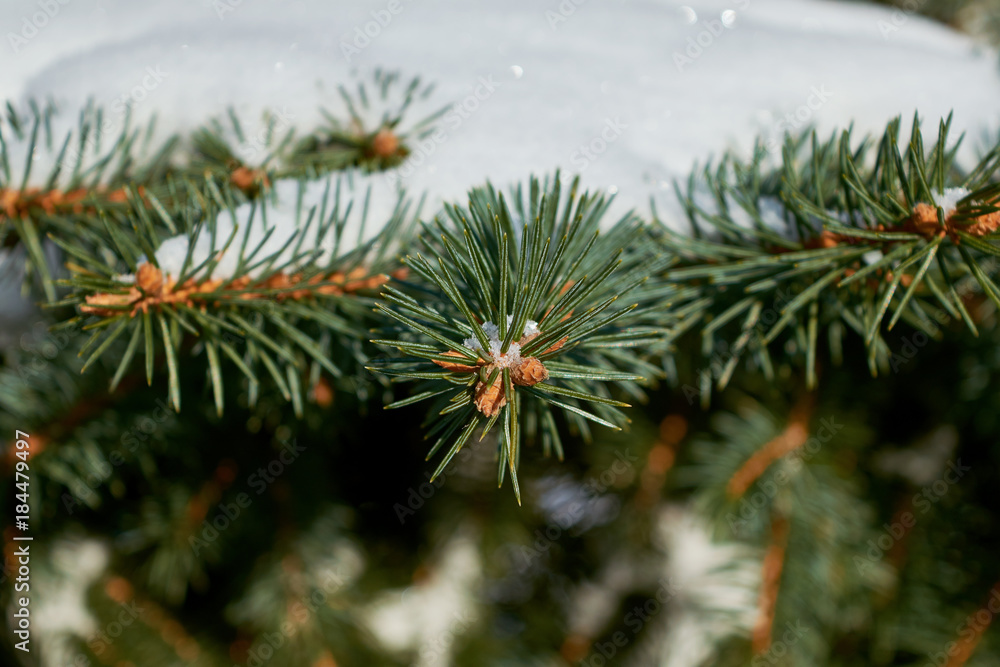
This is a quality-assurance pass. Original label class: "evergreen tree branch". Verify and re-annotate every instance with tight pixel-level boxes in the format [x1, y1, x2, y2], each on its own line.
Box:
[370, 173, 674, 502]
[657, 114, 1000, 402]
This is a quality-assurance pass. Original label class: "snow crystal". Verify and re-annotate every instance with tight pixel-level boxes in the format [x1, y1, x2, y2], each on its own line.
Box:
[522, 319, 540, 338]
[932, 187, 971, 215]
[490, 341, 522, 368]
[863, 250, 883, 266]
[479, 321, 500, 342]
[463, 317, 538, 362]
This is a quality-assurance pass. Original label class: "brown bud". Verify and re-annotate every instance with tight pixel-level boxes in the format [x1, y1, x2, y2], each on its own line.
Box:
[81, 292, 137, 317]
[313, 376, 334, 407]
[474, 369, 506, 416]
[136, 263, 164, 293]
[511, 356, 548, 387]
[104, 576, 134, 603]
[965, 210, 1000, 237]
[106, 188, 129, 203]
[814, 230, 841, 249]
[371, 128, 400, 158]
[907, 203, 941, 237]
[0, 188, 21, 217]
[230, 166, 269, 192]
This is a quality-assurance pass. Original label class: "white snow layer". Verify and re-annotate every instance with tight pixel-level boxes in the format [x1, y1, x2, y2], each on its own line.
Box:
[2, 0, 999, 228]
[126, 176, 396, 282]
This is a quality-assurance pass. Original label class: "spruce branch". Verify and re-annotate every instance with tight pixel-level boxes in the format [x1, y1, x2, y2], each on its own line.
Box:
[658, 114, 1000, 403]
[369, 173, 672, 503]
[71, 574, 219, 664]
[184, 71, 447, 184]
[0, 70, 443, 300]
[681, 398, 890, 664]
[59, 176, 419, 416]
[0, 100, 179, 300]
[283, 69, 449, 178]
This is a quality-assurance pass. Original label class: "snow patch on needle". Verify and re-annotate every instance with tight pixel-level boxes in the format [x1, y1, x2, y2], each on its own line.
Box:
[932, 187, 971, 216]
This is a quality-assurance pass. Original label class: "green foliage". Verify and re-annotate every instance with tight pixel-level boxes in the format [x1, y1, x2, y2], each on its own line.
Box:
[283, 69, 449, 177]
[0, 100, 178, 300]
[10, 97, 1000, 667]
[59, 176, 419, 416]
[681, 398, 890, 664]
[370, 173, 672, 501]
[658, 114, 1000, 404]
[0, 70, 443, 300]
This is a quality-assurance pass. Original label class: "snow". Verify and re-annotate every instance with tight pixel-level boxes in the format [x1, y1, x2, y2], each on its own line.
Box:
[14, 536, 110, 667]
[634, 504, 760, 667]
[6, 0, 998, 316]
[2, 0, 998, 227]
[462, 317, 540, 363]
[125, 175, 399, 282]
[932, 186, 973, 215]
[559, 503, 759, 667]
[362, 528, 481, 667]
